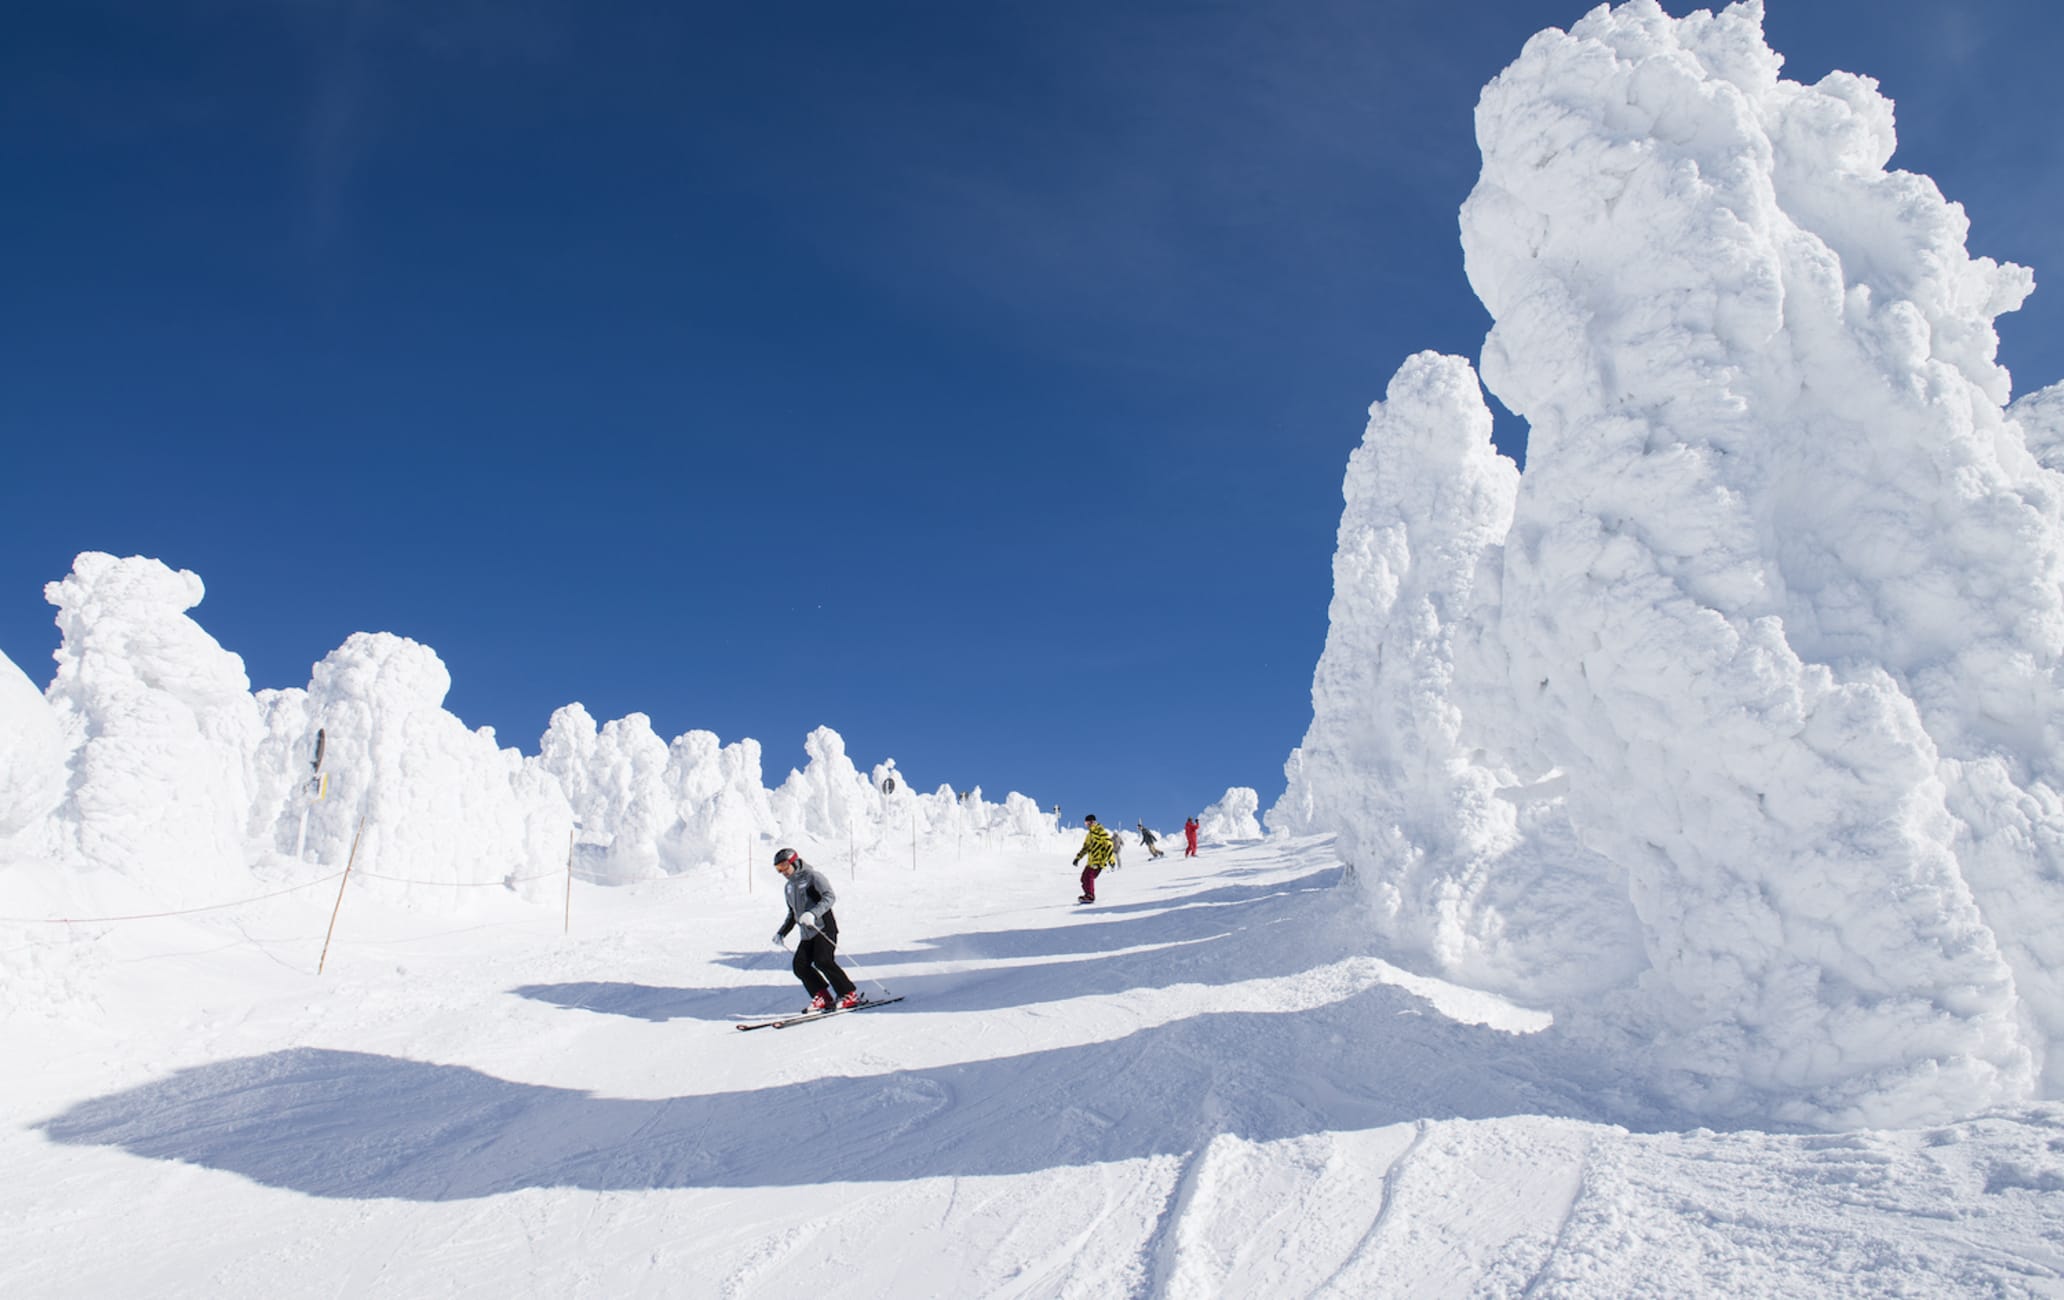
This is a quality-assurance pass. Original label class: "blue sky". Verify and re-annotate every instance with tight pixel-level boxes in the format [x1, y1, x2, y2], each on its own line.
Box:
[4, 0, 2060, 828]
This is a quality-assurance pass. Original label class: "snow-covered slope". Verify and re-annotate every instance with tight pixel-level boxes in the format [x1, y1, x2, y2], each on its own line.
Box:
[5, 836, 2058, 1297]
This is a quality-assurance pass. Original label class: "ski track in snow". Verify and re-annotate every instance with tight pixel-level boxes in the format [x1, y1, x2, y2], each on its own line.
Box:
[5, 835, 2064, 1297]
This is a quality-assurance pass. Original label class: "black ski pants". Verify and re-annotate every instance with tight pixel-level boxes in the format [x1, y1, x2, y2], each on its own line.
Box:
[794, 932, 856, 999]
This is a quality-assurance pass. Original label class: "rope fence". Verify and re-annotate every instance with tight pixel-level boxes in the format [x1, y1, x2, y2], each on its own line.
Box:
[0, 873, 345, 926]
[0, 799, 1065, 973]
[1, 824, 1046, 926]
[353, 869, 567, 886]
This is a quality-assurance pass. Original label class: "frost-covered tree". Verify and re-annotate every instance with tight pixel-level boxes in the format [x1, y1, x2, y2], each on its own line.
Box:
[1289, 0, 2061, 1126]
[41, 554, 261, 893]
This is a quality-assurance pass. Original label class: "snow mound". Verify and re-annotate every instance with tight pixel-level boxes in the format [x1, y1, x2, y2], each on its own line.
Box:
[0, 648, 65, 840]
[538, 704, 682, 882]
[250, 632, 576, 900]
[657, 729, 781, 881]
[1275, 353, 1642, 1003]
[40, 554, 262, 895]
[1197, 787, 1263, 842]
[1281, 0, 2064, 1127]
[2, 553, 1076, 915]
[2013, 381, 2064, 475]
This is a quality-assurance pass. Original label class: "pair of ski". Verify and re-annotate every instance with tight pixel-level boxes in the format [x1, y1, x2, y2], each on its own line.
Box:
[734, 994, 904, 1031]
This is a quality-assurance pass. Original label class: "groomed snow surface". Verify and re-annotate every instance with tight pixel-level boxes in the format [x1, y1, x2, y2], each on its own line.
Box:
[9, 836, 2063, 1298]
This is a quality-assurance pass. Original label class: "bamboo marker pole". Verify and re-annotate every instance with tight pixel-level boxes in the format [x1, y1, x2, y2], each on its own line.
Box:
[318, 813, 368, 975]
[563, 827, 575, 934]
[911, 813, 917, 872]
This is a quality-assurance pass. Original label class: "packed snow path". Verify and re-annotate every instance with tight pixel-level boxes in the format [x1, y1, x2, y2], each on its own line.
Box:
[8, 836, 2063, 1296]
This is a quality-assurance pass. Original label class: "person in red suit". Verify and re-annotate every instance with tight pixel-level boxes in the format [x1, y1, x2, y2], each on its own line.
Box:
[1183, 817, 1199, 857]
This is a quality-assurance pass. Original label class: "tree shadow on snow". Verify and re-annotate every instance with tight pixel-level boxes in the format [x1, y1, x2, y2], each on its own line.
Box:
[509, 979, 780, 1024]
[518, 867, 1353, 1022]
[1082, 869, 1343, 917]
[725, 867, 1348, 968]
[39, 977, 1634, 1203]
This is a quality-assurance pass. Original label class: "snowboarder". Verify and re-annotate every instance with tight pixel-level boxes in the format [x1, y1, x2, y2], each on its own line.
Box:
[1138, 821, 1164, 859]
[771, 848, 859, 1011]
[1071, 814, 1115, 903]
[1184, 817, 1200, 857]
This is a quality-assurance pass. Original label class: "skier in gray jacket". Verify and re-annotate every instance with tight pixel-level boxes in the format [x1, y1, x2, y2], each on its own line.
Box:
[771, 848, 859, 1011]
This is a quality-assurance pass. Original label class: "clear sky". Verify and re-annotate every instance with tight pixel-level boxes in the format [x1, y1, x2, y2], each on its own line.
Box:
[4, 0, 2060, 829]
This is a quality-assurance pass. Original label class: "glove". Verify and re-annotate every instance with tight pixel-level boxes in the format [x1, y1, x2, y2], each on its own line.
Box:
[797, 912, 818, 931]
[772, 930, 787, 946]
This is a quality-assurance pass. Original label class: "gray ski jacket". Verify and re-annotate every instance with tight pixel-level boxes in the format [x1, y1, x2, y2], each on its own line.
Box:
[776, 864, 840, 943]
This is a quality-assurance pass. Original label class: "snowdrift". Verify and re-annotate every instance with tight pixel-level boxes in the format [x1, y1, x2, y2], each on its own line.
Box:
[1276, 0, 2064, 1127]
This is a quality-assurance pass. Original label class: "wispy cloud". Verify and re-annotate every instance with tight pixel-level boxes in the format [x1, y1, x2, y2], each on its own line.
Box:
[715, 1, 1509, 375]
[299, 0, 377, 248]
[280, 0, 563, 248]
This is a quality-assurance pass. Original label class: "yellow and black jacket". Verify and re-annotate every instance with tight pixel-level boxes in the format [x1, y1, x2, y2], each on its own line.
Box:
[1074, 823, 1116, 870]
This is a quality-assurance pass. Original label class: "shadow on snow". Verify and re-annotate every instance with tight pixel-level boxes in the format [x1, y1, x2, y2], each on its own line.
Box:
[512, 867, 1348, 1022]
[37, 852, 1682, 1201]
[39, 979, 1604, 1201]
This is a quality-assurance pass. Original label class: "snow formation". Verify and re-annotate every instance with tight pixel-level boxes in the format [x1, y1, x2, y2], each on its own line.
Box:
[0, 649, 65, 839]
[248, 632, 578, 904]
[1270, 354, 1643, 1004]
[2015, 381, 2064, 475]
[0, 552, 1069, 913]
[1278, 0, 2064, 1127]
[1196, 786, 1264, 842]
[39, 555, 263, 895]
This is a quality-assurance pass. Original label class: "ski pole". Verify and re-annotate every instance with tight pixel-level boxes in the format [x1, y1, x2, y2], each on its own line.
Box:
[833, 946, 892, 998]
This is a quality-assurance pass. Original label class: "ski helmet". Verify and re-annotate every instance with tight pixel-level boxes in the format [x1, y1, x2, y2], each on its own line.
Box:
[773, 847, 799, 867]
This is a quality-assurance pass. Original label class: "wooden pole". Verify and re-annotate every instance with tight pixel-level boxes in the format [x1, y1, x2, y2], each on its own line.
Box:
[318, 813, 367, 975]
[911, 812, 917, 871]
[563, 827, 575, 934]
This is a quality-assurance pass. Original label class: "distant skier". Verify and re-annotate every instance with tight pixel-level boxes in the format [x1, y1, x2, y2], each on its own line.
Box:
[1138, 821, 1164, 859]
[771, 848, 859, 1011]
[1110, 829, 1125, 870]
[1071, 814, 1116, 903]
[1184, 817, 1199, 857]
